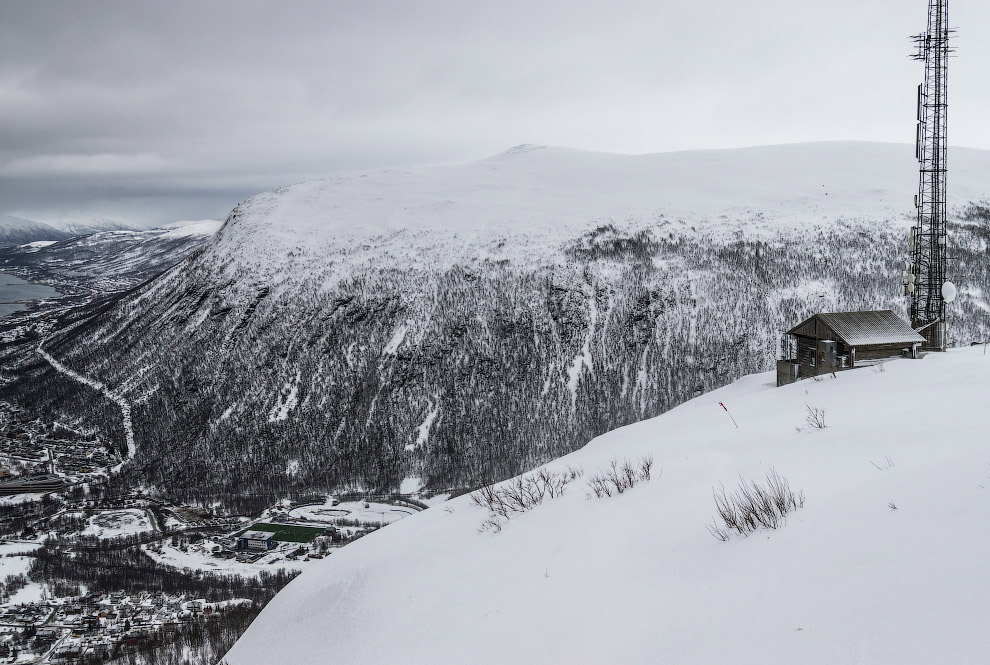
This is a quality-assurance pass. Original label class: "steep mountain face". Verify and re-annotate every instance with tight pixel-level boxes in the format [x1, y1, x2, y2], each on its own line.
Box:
[225, 347, 990, 665]
[9, 143, 990, 507]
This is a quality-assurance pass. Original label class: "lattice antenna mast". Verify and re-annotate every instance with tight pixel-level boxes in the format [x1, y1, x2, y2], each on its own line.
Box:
[908, 0, 954, 351]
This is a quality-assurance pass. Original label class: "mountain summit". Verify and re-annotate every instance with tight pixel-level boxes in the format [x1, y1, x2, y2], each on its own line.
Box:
[207, 141, 990, 276]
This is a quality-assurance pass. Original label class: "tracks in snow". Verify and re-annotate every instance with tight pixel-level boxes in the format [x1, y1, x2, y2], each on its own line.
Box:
[37, 344, 136, 464]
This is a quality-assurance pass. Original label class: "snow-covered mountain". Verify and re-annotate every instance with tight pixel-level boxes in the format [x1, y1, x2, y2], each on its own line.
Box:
[7, 142, 990, 509]
[52, 216, 147, 235]
[0, 214, 153, 247]
[226, 347, 990, 665]
[0, 214, 68, 246]
[0, 220, 222, 294]
[202, 141, 988, 279]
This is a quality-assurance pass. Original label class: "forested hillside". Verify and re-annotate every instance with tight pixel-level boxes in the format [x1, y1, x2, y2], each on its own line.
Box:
[3, 144, 988, 510]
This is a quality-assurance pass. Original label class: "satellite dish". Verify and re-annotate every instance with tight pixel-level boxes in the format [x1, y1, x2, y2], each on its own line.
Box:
[942, 281, 958, 303]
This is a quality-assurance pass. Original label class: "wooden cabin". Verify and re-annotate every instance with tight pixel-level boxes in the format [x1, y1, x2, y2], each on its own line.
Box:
[777, 310, 926, 386]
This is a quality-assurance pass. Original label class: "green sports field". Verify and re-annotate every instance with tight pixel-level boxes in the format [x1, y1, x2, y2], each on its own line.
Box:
[238, 522, 324, 543]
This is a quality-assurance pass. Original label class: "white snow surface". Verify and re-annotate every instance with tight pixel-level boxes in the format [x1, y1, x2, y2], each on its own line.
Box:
[409, 402, 439, 451]
[287, 500, 415, 525]
[81, 508, 152, 539]
[159, 219, 223, 238]
[206, 142, 990, 282]
[0, 542, 44, 603]
[227, 348, 990, 665]
[20, 240, 58, 249]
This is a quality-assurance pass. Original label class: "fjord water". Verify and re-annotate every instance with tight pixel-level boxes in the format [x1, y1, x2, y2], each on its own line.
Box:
[0, 272, 60, 317]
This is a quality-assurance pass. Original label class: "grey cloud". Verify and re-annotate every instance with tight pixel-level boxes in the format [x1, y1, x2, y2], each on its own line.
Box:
[2, 0, 988, 225]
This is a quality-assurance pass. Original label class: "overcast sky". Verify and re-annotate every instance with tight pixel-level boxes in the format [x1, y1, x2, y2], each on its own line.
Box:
[2, 0, 988, 226]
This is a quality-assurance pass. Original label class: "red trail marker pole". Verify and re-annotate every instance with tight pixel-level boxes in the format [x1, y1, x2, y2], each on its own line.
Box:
[719, 402, 739, 429]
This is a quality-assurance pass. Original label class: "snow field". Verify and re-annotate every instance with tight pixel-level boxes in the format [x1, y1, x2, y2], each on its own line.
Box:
[227, 348, 990, 665]
[0, 542, 43, 604]
[81, 509, 152, 539]
[143, 542, 307, 577]
[287, 500, 415, 526]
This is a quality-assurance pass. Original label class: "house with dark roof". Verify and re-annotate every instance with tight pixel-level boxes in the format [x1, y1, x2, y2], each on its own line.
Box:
[777, 310, 926, 386]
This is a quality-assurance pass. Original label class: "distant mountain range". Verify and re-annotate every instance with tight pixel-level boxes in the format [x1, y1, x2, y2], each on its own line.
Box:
[0, 220, 222, 294]
[3, 142, 989, 510]
[0, 214, 147, 246]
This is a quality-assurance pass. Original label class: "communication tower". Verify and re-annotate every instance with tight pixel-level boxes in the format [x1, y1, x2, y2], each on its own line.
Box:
[908, 0, 955, 350]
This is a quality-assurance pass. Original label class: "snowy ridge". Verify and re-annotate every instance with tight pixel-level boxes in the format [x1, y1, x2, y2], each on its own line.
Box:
[227, 348, 990, 664]
[204, 141, 990, 282]
[158, 219, 223, 238]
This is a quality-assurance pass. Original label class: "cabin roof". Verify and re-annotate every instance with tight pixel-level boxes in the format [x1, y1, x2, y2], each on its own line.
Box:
[787, 310, 926, 346]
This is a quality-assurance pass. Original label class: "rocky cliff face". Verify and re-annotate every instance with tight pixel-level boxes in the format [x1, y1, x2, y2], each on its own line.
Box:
[9, 144, 990, 509]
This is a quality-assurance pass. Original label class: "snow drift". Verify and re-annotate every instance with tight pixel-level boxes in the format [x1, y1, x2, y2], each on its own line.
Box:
[226, 348, 990, 664]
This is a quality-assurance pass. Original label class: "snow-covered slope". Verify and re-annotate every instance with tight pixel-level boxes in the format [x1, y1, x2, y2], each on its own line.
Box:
[207, 141, 990, 277]
[227, 348, 990, 665]
[53, 216, 147, 234]
[158, 219, 223, 238]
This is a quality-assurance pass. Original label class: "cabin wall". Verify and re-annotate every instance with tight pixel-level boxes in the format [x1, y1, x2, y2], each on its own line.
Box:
[852, 343, 915, 362]
[777, 360, 799, 386]
[794, 335, 839, 378]
[795, 336, 815, 378]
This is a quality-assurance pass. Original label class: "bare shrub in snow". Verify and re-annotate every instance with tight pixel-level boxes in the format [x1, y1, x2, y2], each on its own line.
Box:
[470, 466, 583, 532]
[805, 405, 827, 429]
[564, 465, 584, 482]
[708, 522, 731, 542]
[707, 468, 804, 539]
[480, 516, 503, 533]
[639, 454, 654, 481]
[586, 473, 613, 498]
[869, 455, 895, 471]
[874, 359, 886, 373]
[586, 455, 657, 499]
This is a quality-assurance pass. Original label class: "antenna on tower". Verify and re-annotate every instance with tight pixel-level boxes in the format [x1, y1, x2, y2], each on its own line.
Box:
[907, 0, 955, 351]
